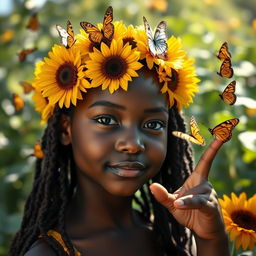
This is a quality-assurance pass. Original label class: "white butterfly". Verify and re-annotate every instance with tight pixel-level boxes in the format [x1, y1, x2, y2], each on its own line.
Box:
[56, 20, 75, 48]
[143, 16, 168, 59]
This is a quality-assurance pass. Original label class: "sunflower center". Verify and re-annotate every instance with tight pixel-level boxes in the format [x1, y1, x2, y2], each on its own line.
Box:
[103, 56, 127, 79]
[167, 69, 179, 92]
[231, 210, 256, 231]
[56, 62, 78, 89]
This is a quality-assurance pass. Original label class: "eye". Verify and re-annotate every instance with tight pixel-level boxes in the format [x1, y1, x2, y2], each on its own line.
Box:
[143, 120, 166, 131]
[94, 115, 118, 126]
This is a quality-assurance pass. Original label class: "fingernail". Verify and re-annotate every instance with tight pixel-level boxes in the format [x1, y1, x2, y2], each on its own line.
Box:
[175, 199, 184, 207]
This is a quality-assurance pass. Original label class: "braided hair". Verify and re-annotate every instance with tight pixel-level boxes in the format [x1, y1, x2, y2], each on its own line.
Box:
[10, 104, 194, 256]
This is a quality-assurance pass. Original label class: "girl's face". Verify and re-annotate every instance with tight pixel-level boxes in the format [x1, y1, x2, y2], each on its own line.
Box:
[67, 75, 168, 196]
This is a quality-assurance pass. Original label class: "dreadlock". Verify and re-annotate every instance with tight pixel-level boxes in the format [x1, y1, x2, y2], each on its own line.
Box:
[10, 105, 194, 256]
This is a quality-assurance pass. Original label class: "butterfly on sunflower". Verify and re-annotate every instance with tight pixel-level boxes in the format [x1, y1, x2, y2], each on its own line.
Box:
[17, 48, 37, 62]
[143, 16, 168, 60]
[12, 93, 25, 111]
[56, 20, 75, 49]
[80, 6, 114, 45]
[172, 116, 206, 146]
[208, 118, 239, 143]
[19, 81, 34, 94]
[26, 13, 39, 31]
[219, 80, 237, 105]
[217, 58, 233, 78]
[217, 42, 231, 60]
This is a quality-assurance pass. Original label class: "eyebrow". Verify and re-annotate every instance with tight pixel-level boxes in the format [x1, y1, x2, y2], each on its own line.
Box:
[89, 100, 168, 114]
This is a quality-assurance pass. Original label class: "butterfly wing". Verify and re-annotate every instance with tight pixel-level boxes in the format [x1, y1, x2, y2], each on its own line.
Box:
[12, 93, 25, 111]
[143, 16, 157, 56]
[66, 20, 75, 48]
[219, 80, 236, 105]
[19, 81, 34, 94]
[153, 21, 167, 59]
[80, 22, 103, 44]
[217, 58, 233, 78]
[102, 6, 114, 40]
[217, 42, 231, 60]
[208, 118, 239, 143]
[26, 13, 39, 31]
[17, 48, 36, 62]
[189, 116, 206, 146]
[33, 141, 44, 159]
[56, 24, 69, 47]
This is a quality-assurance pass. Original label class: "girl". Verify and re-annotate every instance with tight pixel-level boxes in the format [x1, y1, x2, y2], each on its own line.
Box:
[10, 7, 229, 256]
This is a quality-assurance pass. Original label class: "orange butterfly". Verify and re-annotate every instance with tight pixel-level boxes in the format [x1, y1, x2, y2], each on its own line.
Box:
[217, 42, 231, 60]
[217, 58, 233, 78]
[12, 93, 25, 111]
[17, 48, 37, 62]
[26, 13, 39, 31]
[80, 6, 114, 44]
[56, 20, 75, 48]
[19, 81, 34, 94]
[172, 116, 206, 146]
[219, 80, 236, 105]
[33, 141, 44, 159]
[208, 118, 239, 143]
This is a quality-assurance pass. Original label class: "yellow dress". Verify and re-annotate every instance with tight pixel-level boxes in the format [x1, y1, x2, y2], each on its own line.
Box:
[45, 230, 82, 256]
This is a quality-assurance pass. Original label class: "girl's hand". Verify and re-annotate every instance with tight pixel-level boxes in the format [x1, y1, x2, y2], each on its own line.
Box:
[150, 139, 230, 255]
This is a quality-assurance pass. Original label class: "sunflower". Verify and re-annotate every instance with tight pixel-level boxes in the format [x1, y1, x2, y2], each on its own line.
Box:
[75, 29, 95, 61]
[219, 193, 256, 250]
[157, 57, 200, 110]
[32, 89, 55, 123]
[85, 38, 143, 93]
[33, 44, 90, 109]
[135, 27, 185, 72]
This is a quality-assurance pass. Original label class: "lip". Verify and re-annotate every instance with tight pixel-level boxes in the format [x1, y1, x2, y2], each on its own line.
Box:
[107, 161, 146, 178]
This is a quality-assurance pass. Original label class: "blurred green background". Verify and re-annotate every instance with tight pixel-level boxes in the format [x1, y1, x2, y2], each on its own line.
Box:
[0, 0, 255, 255]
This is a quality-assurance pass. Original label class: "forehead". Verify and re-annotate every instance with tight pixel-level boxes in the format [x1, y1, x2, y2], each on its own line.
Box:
[78, 75, 168, 110]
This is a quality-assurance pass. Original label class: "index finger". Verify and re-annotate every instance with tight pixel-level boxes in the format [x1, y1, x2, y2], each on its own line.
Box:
[194, 138, 223, 178]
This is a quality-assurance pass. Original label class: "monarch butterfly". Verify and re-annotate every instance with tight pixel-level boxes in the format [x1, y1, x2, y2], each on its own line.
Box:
[56, 20, 75, 49]
[17, 48, 37, 62]
[219, 80, 236, 105]
[217, 58, 233, 78]
[19, 81, 34, 94]
[143, 16, 167, 60]
[217, 42, 231, 60]
[12, 93, 25, 111]
[26, 13, 39, 31]
[208, 118, 239, 143]
[172, 116, 206, 146]
[33, 141, 44, 159]
[80, 6, 114, 44]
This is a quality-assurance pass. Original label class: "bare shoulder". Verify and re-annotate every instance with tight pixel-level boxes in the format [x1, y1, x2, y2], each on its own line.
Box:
[24, 239, 57, 256]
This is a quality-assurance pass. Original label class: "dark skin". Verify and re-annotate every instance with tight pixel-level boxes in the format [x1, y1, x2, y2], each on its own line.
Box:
[25, 75, 229, 256]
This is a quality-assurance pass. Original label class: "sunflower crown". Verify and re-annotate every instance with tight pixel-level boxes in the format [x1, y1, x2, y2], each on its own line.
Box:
[32, 6, 200, 122]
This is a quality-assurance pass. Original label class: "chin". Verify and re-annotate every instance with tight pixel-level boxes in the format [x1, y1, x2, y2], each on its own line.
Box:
[105, 182, 143, 197]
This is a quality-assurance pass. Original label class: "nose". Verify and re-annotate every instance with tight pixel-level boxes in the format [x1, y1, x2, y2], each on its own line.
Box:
[115, 127, 145, 154]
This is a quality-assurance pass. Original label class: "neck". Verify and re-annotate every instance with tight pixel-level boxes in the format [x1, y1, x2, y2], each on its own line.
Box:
[66, 173, 136, 237]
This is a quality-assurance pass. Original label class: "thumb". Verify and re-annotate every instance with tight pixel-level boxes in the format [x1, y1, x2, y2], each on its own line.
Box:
[150, 183, 178, 213]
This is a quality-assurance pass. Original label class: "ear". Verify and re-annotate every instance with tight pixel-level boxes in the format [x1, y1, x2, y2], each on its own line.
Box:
[59, 114, 72, 145]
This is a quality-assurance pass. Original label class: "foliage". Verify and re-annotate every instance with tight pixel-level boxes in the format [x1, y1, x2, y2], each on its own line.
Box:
[0, 0, 255, 255]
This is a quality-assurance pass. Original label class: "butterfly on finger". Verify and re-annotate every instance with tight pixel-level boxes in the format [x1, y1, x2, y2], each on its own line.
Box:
[217, 42, 231, 60]
[56, 20, 75, 48]
[208, 118, 239, 143]
[172, 116, 206, 146]
[219, 80, 236, 105]
[143, 16, 168, 60]
[80, 6, 114, 45]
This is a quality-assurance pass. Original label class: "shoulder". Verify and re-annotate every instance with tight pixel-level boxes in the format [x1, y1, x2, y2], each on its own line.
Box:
[24, 239, 57, 256]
